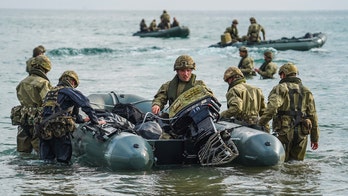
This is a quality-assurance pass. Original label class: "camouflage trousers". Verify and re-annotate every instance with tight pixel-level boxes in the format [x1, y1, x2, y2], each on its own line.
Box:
[276, 127, 308, 162]
[17, 125, 39, 153]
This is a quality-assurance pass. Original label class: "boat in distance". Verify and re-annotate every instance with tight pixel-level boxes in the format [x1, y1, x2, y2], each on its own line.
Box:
[132, 26, 190, 38]
[72, 89, 285, 171]
[209, 32, 327, 51]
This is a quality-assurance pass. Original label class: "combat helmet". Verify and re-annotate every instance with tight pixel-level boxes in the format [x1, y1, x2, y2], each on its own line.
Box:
[278, 63, 298, 76]
[232, 19, 238, 24]
[239, 46, 248, 53]
[223, 66, 244, 82]
[250, 17, 256, 23]
[30, 55, 52, 72]
[173, 55, 196, 71]
[264, 50, 273, 60]
[59, 70, 80, 88]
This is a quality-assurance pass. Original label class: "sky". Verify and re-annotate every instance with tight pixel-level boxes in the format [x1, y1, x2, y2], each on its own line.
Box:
[0, 0, 347, 11]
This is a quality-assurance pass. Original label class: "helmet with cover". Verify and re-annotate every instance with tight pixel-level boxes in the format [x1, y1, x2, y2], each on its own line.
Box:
[239, 46, 248, 53]
[249, 17, 256, 23]
[59, 70, 80, 88]
[278, 63, 298, 76]
[173, 55, 196, 71]
[223, 66, 244, 82]
[232, 19, 238, 24]
[264, 50, 273, 60]
[30, 55, 51, 72]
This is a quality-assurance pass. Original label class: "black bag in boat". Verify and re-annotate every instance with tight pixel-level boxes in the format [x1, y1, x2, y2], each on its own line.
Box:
[112, 103, 145, 125]
[135, 121, 162, 139]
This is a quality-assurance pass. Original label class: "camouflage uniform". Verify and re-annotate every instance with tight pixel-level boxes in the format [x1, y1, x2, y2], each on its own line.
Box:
[258, 64, 319, 161]
[220, 67, 266, 130]
[152, 74, 208, 110]
[16, 55, 52, 153]
[257, 61, 278, 79]
[238, 50, 256, 77]
[149, 19, 157, 31]
[140, 19, 148, 32]
[247, 17, 266, 42]
[152, 55, 211, 112]
[26, 45, 46, 73]
[39, 70, 100, 164]
[160, 10, 170, 24]
[225, 19, 239, 42]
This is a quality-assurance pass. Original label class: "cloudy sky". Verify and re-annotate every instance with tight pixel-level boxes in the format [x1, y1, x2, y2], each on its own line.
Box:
[0, 0, 347, 10]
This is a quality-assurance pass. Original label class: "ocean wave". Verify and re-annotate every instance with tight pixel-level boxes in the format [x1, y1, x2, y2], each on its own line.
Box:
[47, 46, 163, 56]
[48, 47, 114, 56]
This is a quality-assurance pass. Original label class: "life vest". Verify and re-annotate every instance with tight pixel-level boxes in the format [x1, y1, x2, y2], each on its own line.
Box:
[37, 86, 76, 140]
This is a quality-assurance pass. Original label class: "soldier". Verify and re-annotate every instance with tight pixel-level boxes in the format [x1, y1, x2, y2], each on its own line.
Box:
[255, 50, 278, 79]
[15, 55, 52, 153]
[258, 63, 319, 161]
[26, 45, 46, 73]
[171, 17, 179, 28]
[247, 17, 266, 42]
[152, 55, 212, 115]
[238, 46, 256, 77]
[38, 70, 106, 164]
[139, 19, 149, 32]
[149, 19, 157, 32]
[160, 10, 171, 29]
[220, 66, 267, 131]
[224, 19, 240, 42]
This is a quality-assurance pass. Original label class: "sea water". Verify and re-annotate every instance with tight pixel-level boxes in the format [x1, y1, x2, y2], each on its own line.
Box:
[1, 9, 347, 195]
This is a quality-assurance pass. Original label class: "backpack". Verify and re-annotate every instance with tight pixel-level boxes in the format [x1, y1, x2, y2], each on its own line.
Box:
[112, 103, 145, 125]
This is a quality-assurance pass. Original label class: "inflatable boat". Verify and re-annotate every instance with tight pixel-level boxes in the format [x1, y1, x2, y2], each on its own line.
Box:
[209, 32, 327, 51]
[72, 88, 285, 171]
[132, 26, 190, 38]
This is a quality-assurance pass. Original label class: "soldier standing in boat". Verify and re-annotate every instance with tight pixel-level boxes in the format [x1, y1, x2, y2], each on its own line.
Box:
[254, 50, 278, 79]
[220, 66, 268, 131]
[159, 10, 171, 29]
[258, 63, 319, 161]
[37, 70, 105, 164]
[151, 55, 212, 115]
[237, 46, 256, 77]
[12, 55, 53, 154]
[247, 17, 266, 42]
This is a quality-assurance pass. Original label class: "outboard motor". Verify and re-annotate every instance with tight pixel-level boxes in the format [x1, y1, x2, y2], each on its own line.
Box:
[169, 86, 239, 166]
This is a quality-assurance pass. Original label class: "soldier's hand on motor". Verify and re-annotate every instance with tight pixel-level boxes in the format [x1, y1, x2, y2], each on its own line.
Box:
[98, 119, 106, 125]
[152, 105, 160, 115]
[84, 117, 90, 122]
[311, 142, 318, 150]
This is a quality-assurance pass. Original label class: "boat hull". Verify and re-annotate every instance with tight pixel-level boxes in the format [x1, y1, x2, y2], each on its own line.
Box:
[209, 32, 327, 51]
[72, 125, 154, 171]
[133, 26, 190, 38]
[71, 91, 285, 171]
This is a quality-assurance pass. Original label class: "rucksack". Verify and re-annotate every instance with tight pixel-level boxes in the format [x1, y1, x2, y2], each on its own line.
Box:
[112, 103, 145, 125]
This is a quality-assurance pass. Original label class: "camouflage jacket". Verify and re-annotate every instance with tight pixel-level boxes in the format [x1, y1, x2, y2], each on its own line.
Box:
[16, 69, 52, 107]
[238, 56, 255, 76]
[220, 78, 266, 125]
[258, 77, 319, 142]
[152, 74, 208, 110]
[257, 61, 278, 79]
[247, 23, 266, 41]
